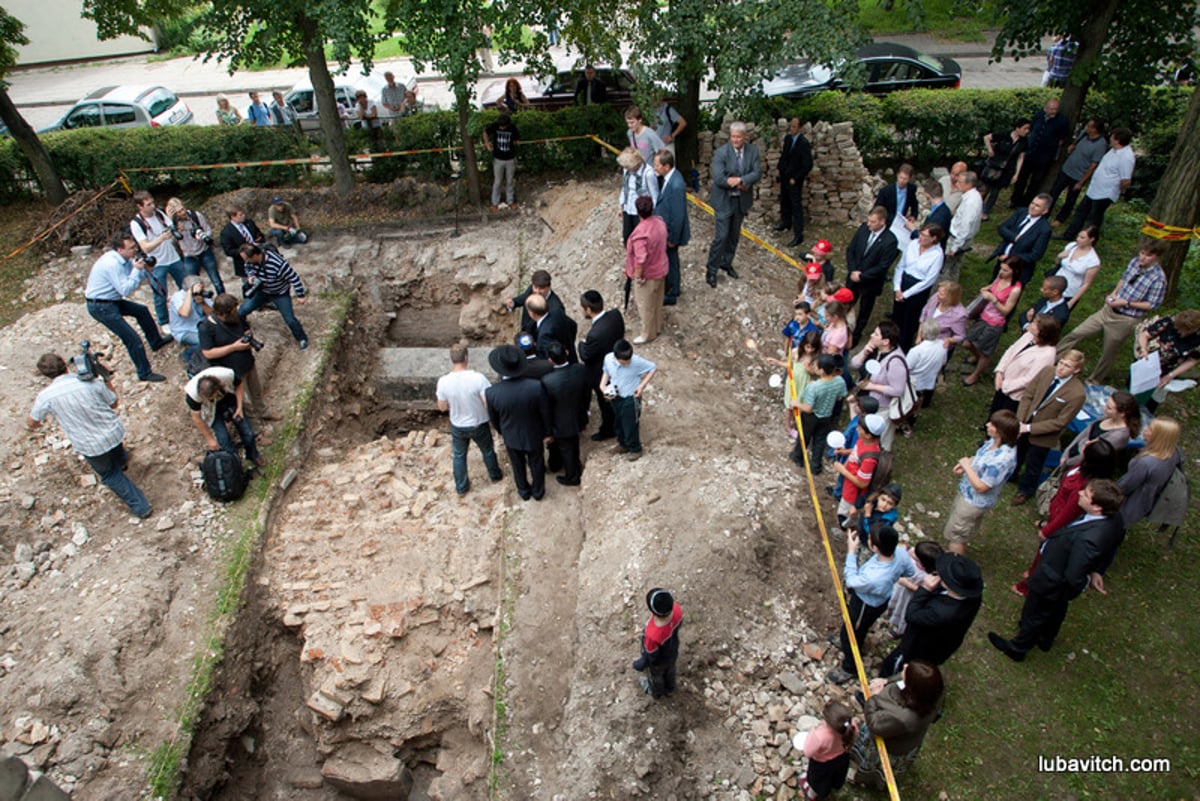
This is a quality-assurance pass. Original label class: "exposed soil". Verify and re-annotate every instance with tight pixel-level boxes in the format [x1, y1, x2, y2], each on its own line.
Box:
[1, 175, 890, 800]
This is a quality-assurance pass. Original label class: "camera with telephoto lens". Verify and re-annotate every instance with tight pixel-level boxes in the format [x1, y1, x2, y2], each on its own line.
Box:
[139, 253, 157, 269]
[71, 340, 112, 382]
[168, 223, 183, 241]
[193, 288, 215, 299]
[195, 229, 213, 244]
[241, 332, 264, 352]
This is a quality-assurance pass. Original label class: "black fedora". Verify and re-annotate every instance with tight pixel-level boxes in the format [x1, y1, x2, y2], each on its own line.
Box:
[936, 553, 984, 598]
[488, 344, 527, 379]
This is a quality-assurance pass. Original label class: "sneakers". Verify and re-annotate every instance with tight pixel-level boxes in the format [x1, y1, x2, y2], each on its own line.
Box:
[826, 667, 854, 685]
[299, 339, 309, 351]
[632, 335, 647, 345]
[626, 450, 643, 462]
[160, 324, 171, 335]
[498, 202, 509, 210]
[151, 335, 174, 352]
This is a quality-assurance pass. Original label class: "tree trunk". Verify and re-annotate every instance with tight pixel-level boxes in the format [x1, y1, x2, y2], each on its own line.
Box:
[1037, 0, 1123, 195]
[0, 87, 68, 205]
[1146, 85, 1200, 304]
[301, 25, 355, 197]
[456, 85, 482, 208]
[675, 75, 700, 184]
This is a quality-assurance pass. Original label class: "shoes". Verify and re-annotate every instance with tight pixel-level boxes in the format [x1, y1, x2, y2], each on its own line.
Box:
[786, 238, 803, 247]
[490, 205, 500, 212]
[160, 324, 171, 335]
[724, 266, 739, 279]
[612, 444, 630, 454]
[632, 335, 647, 344]
[509, 202, 519, 209]
[888, 626, 903, 640]
[299, 339, 309, 351]
[489, 473, 504, 483]
[140, 372, 166, 382]
[1011, 493, 1029, 506]
[626, 450, 643, 461]
[532, 492, 544, 501]
[706, 274, 717, 288]
[1037, 639, 1053, 653]
[518, 491, 532, 501]
[498, 202, 509, 210]
[253, 455, 267, 467]
[827, 631, 840, 646]
[662, 297, 677, 306]
[1010, 583, 1028, 597]
[960, 377, 977, 387]
[590, 431, 615, 442]
[260, 412, 283, 422]
[826, 667, 854, 685]
[151, 335, 174, 352]
[639, 676, 652, 694]
[771, 223, 789, 232]
[824, 485, 836, 498]
[987, 632, 1025, 662]
[555, 476, 581, 486]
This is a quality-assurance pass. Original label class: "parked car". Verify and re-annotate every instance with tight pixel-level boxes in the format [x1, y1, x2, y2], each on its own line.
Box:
[762, 43, 962, 99]
[284, 70, 418, 133]
[40, 85, 193, 132]
[480, 62, 637, 111]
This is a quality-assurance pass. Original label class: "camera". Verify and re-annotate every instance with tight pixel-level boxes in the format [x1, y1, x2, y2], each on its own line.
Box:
[71, 340, 112, 382]
[241, 332, 264, 352]
[195, 229, 213, 244]
[168, 224, 183, 241]
[139, 254, 157, 269]
[193, 288, 215, 299]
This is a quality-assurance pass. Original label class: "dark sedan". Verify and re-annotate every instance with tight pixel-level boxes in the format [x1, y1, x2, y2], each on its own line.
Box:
[480, 64, 636, 111]
[763, 43, 961, 100]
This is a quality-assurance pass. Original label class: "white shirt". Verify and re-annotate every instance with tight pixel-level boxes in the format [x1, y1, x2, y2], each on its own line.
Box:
[1054, 242, 1102, 297]
[1086, 146, 1134, 201]
[940, 174, 963, 214]
[947, 188, 983, 255]
[906, 339, 948, 392]
[436, 369, 492, 428]
[893, 238, 945, 299]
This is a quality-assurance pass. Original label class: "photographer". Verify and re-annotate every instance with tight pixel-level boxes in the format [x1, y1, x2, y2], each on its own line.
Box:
[219, 206, 266, 296]
[166, 197, 225, 295]
[27, 352, 152, 518]
[85, 233, 174, 382]
[266, 196, 309, 246]
[198, 294, 274, 421]
[185, 366, 264, 467]
[237, 244, 309, 351]
[169, 276, 213, 365]
[130, 191, 186, 333]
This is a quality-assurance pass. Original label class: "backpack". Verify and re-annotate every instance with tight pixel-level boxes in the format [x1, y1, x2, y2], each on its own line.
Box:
[201, 450, 248, 502]
[186, 349, 210, 378]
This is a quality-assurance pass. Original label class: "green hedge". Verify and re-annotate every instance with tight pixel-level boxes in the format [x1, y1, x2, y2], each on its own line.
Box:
[755, 86, 1192, 201]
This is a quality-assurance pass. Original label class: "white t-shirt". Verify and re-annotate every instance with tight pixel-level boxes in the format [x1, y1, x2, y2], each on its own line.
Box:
[906, 339, 948, 392]
[1085, 146, 1134, 201]
[436, 369, 491, 428]
[1054, 242, 1101, 298]
[131, 210, 182, 266]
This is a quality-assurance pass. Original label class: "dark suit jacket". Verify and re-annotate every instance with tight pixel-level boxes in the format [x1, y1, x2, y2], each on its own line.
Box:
[533, 310, 578, 363]
[514, 287, 565, 336]
[485, 377, 550, 451]
[710, 141, 762, 214]
[898, 586, 982, 666]
[578, 309, 625, 387]
[914, 202, 953, 238]
[541, 363, 590, 437]
[777, 132, 813, 183]
[1016, 368, 1086, 448]
[574, 77, 607, 105]
[220, 218, 264, 277]
[845, 224, 899, 289]
[1026, 515, 1125, 601]
[1019, 297, 1071, 332]
[874, 181, 919, 227]
[522, 356, 554, 379]
[989, 210, 1052, 269]
[655, 169, 691, 247]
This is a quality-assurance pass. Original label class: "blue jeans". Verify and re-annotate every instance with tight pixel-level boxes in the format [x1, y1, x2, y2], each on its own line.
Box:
[86, 298, 168, 379]
[84, 443, 151, 516]
[612, 395, 642, 452]
[176, 329, 200, 363]
[149, 258, 188, 325]
[450, 422, 503, 494]
[212, 401, 260, 463]
[182, 248, 225, 295]
[238, 291, 308, 343]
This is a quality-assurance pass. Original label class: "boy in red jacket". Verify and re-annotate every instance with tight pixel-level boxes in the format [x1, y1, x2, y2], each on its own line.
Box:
[631, 588, 683, 698]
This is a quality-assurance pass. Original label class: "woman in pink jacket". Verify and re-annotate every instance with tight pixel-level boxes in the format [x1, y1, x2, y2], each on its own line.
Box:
[625, 195, 669, 343]
[987, 313, 1061, 416]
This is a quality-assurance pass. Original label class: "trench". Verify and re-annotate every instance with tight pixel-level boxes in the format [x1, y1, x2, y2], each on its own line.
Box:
[180, 229, 518, 801]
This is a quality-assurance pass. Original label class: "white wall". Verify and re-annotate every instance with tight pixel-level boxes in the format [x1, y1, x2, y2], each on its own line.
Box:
[8, 0, 155, 65]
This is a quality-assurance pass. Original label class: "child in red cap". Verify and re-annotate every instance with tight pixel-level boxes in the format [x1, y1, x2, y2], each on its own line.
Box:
[805, 238, 836, 282]
[631, 588, 684, 698]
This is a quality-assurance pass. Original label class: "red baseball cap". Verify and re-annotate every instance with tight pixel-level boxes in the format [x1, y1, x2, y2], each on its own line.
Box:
[813, 239, 832, 255]
[805, 262, 823, 280]
[832, 287, 855, 304]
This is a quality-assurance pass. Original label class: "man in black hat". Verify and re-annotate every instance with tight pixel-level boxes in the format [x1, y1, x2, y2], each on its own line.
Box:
[879, 552, 984, 676]
[577, 290, 624, 441]
[540, 341, 590, 486]
[631, 588, 683, 698]
[988, 479, 1124, 662]
[485, 345, 552, 501]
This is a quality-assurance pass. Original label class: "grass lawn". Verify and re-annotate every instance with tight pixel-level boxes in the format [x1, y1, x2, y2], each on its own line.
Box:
[826, 195, 1200, 798]
[858, 0, 1003, 41]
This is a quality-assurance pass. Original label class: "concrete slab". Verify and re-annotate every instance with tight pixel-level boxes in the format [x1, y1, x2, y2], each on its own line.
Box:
[377, 347, 498, 409]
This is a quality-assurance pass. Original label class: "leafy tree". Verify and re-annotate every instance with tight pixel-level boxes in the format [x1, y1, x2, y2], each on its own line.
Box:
[84, 0, 385, 196]
[382, 0, 555, 207]
[0, 9, 68, 205]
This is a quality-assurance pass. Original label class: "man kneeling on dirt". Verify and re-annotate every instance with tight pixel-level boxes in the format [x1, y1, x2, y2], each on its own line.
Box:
[186, 366, 264, 467]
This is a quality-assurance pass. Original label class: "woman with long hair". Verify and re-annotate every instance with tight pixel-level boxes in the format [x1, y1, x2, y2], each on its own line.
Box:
[1060, 390, 1140, 468]
[961, 260, 1023, 387]
[215, 94, 242, 126]
[1118, 417, 1182, 527]
[501, 77, 529, 113]
[850, 660, 944, 787]
[1053, 224, 1101, 310]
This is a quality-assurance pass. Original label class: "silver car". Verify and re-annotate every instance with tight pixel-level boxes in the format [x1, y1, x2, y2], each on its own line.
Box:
[41, 85, 193, 132]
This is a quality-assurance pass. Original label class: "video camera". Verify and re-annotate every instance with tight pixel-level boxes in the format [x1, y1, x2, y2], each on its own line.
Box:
[71, 340, 112, 382]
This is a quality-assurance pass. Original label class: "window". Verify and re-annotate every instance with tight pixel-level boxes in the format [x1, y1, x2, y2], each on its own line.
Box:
[140, 88, 179, 118]
[65, 104, 102, 129]
[102, 104, 138, 125]
[289, 91, 315, 114]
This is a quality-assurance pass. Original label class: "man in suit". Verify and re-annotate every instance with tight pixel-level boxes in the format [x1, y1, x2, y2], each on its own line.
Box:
[577, 291, 625, 441]
[486, 345, 552, 501]
[989, 193, 1053, 286]
[773, 117, 813, 247]
[989, 479, 1125, 661]
[219, 205, 266, 295]
[846, 206, 900, 345]
[652, 149, 691, 305]
[879, 552, 983, 676]
[526, 294, 577, 364]
[1011, 98, 1070, 208]
[1018, 275, 1071, 333]
[507, 269, 564, 335]
[574, 65, 607, 106]
[874, 163, 919, 242]
[705, 121, 761, 288]
[515, 333, 553, 379]
[541, 341, 590, 486]
[1011, 351, 1087, 506]
[907, 179, 952, 239]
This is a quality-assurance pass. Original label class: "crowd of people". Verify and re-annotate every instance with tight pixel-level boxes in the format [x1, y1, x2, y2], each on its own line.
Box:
[215, 72, 422, 130]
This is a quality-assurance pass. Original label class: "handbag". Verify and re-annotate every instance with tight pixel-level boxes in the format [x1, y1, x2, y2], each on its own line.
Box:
[1035, 463, 1065, 517]
[965, 295, 987, 321]
[884, 354, 918, 422]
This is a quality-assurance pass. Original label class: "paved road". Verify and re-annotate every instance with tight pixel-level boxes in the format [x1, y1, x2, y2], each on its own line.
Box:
[6, 32, 1049, 131]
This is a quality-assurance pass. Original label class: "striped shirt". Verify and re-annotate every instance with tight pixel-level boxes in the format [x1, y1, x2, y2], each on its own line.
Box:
[247, 249, 306, 298]
[29, 375, 124, 457]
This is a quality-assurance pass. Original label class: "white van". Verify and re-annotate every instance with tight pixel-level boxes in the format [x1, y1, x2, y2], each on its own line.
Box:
[284, 70, 417, 132]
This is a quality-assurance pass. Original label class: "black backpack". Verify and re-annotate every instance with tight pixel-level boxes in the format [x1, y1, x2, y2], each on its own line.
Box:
[201, 450, 248, 502]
